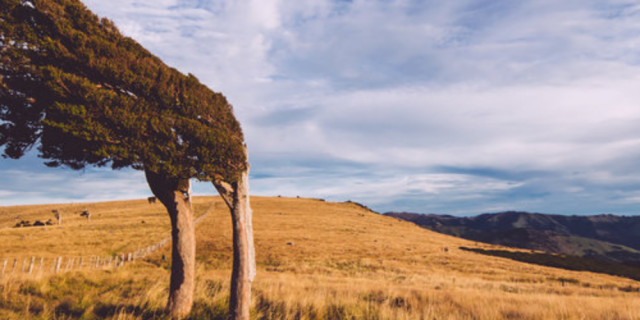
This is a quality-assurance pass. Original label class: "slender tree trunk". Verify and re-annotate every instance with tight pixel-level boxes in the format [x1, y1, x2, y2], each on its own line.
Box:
[145, 169, 195, 320]
[214, 162, 255, 320]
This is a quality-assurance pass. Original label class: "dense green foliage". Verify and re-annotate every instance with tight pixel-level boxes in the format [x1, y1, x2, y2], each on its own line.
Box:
[0, 0, 246, 181]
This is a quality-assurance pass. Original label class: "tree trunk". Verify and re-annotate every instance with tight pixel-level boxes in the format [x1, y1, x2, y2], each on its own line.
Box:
[213, 165, 255, 320]
[145, 169, 195, 320]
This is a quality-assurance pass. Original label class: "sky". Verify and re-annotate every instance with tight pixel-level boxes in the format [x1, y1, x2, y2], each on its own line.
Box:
[2, 0, 640, 216]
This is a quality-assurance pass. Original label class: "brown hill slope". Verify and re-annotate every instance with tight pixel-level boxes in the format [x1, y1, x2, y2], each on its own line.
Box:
[1, 197, 640, 319]
[385, 211, 640, 263]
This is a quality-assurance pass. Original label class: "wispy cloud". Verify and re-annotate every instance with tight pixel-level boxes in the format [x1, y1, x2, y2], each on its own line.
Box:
[2, 0, 640, 215]
[0, 154, 149, 206]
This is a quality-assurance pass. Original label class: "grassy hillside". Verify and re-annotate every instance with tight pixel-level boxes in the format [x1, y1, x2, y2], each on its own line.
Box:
[1, 197, 640, 319]
[386, 211, 640, 263]
[431, 225, 640, 262]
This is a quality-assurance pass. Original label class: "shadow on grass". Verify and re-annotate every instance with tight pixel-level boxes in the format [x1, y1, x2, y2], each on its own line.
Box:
[460, 246, 640, 284]
[93, 303, 166, 319]
[185, 300, 228, 320]
[92, 301, 227, 320]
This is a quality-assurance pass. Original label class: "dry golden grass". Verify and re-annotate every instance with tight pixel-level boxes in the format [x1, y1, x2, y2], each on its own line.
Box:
[0, 199, 211, 259]
[1, 196, 640, 319]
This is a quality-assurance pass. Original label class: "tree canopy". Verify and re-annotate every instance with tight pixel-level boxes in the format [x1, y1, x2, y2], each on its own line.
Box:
[0, 0, 247, 182]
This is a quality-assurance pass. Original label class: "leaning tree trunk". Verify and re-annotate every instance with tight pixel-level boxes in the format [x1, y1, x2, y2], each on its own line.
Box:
[145, 169, 196, 320]
[213, 163, 255, 320]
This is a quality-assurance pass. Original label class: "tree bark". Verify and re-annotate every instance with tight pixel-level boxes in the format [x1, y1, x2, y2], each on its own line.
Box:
[145, 169, 195, 320]
[213, 164, 255, 320]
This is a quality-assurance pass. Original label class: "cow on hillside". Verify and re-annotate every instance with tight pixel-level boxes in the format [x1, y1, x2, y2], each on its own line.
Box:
[80, 210, 91, 222]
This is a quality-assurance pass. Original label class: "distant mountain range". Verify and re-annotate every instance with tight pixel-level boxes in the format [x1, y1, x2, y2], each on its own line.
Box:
[385, 211, 640, 263]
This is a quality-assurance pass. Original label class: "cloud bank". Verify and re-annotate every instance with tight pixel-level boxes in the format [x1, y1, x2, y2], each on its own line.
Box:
[2, 0, 640, 215]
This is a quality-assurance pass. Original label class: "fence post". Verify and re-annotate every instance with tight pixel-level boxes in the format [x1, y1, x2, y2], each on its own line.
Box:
[21, 258, 27, 274]
[38, 257, 44, 274]
[64, 258, 69, 272]
[55, 257, 62, 273]
[28, 256, 35, 274]
[1, 259, 7, 278]
[11, 258, 17, 275]
[79, 257, 84, 270]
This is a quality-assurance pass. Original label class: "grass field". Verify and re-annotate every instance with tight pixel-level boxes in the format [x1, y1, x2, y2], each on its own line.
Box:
[1, 196, 640, 319]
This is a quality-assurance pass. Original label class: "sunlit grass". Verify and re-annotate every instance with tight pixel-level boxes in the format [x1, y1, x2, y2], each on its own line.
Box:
[1, 196, 640, 319]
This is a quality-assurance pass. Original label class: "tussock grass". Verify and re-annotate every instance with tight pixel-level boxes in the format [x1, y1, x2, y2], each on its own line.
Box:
[1, 196, 640, 319]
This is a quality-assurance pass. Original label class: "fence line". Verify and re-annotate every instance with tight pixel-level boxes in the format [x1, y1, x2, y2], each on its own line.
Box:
[0, 207, 212, 280]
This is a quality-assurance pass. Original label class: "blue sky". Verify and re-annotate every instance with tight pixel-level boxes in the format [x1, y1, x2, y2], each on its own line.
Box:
[2, 0, 640, 215]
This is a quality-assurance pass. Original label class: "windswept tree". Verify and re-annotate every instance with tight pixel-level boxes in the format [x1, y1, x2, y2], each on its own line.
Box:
[0, 0, 255, 319]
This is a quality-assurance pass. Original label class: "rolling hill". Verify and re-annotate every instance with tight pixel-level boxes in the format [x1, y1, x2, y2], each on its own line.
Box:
[1, 198, 640, 319]
[386, 211, 640, 263]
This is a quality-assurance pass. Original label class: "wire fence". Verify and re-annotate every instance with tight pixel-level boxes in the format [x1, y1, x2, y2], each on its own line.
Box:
[1, 206, 212, 280]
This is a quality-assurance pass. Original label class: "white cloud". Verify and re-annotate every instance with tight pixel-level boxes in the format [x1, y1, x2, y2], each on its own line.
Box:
[0, 167, 149, 206]
[3, 0, 640, 215]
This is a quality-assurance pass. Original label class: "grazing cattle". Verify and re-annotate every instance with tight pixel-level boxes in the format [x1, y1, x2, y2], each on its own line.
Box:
[15, 220, 52, 228]
[14, 220, 32, 227]
[80, 210, 91, 221]
[147, 196, 157, 204]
